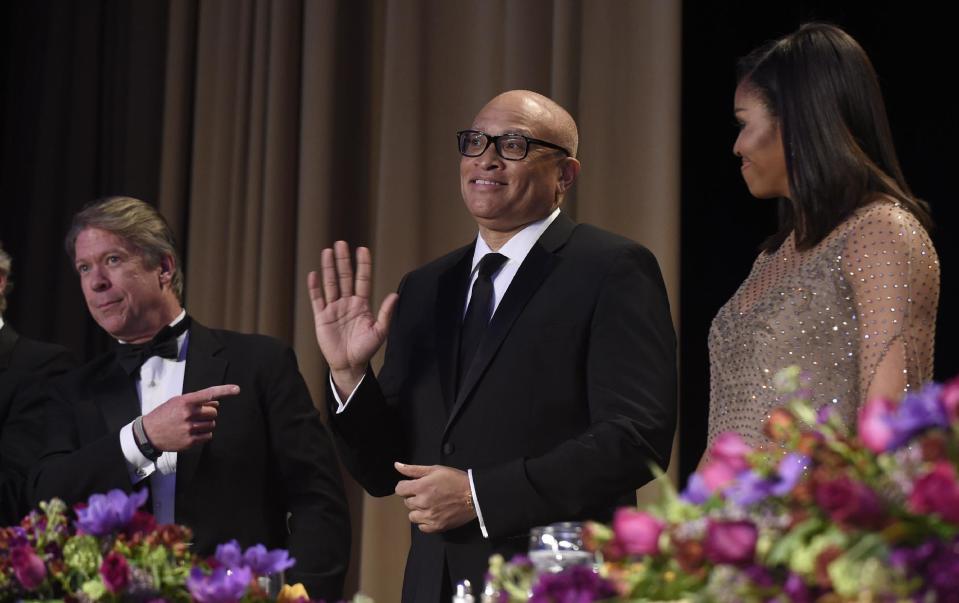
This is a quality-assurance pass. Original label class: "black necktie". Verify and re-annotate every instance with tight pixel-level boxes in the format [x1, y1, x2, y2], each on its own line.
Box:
[116, 316, 191, 377]
[457, 253, 507, 393]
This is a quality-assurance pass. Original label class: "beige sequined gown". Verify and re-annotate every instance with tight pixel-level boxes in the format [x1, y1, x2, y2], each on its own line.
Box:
[707, 201, 939, 449]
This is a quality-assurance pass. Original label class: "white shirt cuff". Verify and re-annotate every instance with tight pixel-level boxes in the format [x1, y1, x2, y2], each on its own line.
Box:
[329, 372, 365, 414]
[468, 468, 489, 539]
[119, 421, 155, 483]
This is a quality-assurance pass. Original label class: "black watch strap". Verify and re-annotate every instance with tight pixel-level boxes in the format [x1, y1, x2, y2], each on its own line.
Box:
[132, 415, 161, 462]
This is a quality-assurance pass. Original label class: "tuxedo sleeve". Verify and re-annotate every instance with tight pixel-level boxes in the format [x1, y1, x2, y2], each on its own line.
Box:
[472, 244, 678, 538]
[30, 380, 134, 506]
[327, 276, 410, 497]
[263, 346, 350, 601]
[0, 372, 45, 524]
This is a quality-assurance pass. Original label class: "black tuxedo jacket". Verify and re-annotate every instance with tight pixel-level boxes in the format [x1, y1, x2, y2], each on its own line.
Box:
[330, 214, 677, 602]
[0, 324, 74, 525]
[31, 321, 350, 601]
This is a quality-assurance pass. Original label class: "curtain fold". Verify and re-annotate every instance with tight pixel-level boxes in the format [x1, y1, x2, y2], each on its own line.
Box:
[163, 1, 680, 598]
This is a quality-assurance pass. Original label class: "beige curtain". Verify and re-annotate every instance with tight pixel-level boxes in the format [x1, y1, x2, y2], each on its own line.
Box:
[159, 0, 680, 599]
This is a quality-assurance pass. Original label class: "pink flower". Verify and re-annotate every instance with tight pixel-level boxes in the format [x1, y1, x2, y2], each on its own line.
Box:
[909, 462, 959, 524]
[703, 519, 757, 566]
[10, 545, 46, 590]
[612, 508, 663, 556]
[710, 433, 752, 473]
[941, 377, 959, 423]
[100, 551, 131, 593]
[858, 396, 896, 452]
[700, 460, 739, 492]
[698, 432, 753, 494]
[814, 475, 885, 529]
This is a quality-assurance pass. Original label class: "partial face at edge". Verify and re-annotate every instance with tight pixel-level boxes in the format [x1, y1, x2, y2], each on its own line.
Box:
[733, 83, 790, 200]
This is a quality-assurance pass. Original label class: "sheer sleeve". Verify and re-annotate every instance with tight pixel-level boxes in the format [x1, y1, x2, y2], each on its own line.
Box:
[841, 202, 939, 403]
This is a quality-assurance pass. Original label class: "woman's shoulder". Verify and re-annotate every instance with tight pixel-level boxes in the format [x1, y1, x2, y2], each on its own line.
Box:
[844, 197, 927, 234]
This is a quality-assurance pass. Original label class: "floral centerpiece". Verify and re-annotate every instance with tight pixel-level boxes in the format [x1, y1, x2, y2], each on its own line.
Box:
[0, 488, 336, 603]
[486, 367, 959, 602]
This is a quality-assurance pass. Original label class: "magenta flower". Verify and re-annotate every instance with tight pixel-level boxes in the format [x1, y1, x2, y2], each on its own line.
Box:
[529, 565, 617, 602]
[909, 462, 959, 524]
[187, 566, 252, 603]
[941, 377, 959, 422]
[814, 475, 885, 529]
[710, 432, 752, 473]
[242, 544, 296, 575]
[10, 545, 46, 590]
[703, 519, 757, 566]
[858, 396, 896, 453]
[76, 489, 148, 536]
[700, 460, 739, 493]
[612, 508, 663, 556]
[100, 551, 131, 593]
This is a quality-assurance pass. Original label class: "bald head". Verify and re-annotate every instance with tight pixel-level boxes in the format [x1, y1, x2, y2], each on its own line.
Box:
[476, 90, 579, 158]
[460, 90, 582, 247]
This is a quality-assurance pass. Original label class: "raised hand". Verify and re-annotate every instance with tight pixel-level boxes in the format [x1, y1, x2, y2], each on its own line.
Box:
[308, 241, 398, 396]
[141, 384, 240, 451]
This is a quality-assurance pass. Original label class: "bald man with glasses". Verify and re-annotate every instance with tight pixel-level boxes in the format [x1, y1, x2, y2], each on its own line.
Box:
[311, 90, 677, 601]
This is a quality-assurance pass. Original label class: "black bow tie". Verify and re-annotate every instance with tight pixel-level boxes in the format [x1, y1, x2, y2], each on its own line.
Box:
[116, 317, 191, 377]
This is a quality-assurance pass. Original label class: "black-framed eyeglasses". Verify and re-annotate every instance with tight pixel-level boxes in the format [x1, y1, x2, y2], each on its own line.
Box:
[456, 129, 571, 161]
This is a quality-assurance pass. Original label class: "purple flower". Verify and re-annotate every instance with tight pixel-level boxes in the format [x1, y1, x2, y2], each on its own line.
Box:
[771, 453, 808, 496]
[100, 551, 131, 593]
[725, 470, 772, 506]
[242, 544, 296, 575]
[10, 545, 46, 590]
[76, 489, 148, 536]
[215, 540, 244, 568]
[892, 539, 959, 602]
[187, 566, 252, 603]
[529, 565, 617, 603]
[816, 405, 834, 424]
[508, 554, 533, 568]
[784, 572, 815, 603]
[888, 384, 948, 450]
[681, 473, 710, 504]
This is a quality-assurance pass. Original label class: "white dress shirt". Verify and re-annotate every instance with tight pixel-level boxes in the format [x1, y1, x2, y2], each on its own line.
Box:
[331, 208, 561, 538]
[117, 310, 188, 525]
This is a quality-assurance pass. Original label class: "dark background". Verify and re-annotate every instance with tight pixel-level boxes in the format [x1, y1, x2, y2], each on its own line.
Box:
[1, 1, 955, 485]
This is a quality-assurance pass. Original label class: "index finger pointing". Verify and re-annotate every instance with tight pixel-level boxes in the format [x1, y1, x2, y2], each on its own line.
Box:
[184, 384, 241, 405]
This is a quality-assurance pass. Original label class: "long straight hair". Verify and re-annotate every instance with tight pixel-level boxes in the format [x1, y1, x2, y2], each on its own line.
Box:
[738, 23, 931, 252]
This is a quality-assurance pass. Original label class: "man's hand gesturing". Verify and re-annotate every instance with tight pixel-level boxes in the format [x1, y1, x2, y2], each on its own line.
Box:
[308, 241, 398, 397]
[141, 384, 240, 452]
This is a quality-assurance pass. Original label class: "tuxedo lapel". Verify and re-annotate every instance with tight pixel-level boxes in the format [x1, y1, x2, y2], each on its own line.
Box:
[444, 213, 577, 433]
[177, 322, 227, 489]
[434, 247, 473, 412]
[94, 361, 141, 436]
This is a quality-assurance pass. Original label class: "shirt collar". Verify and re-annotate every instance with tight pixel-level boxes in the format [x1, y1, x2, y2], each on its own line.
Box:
[470, 208, 561, 273]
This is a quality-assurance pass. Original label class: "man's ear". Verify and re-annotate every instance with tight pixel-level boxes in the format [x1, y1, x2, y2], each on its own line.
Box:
[557, 157, 581, 194]
[158, 254, 175, 286]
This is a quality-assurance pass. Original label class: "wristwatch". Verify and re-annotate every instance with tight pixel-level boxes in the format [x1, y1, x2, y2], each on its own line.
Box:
[132, 415, 161, 462]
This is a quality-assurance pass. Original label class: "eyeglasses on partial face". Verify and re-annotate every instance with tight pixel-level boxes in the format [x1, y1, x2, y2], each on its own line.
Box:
[456, 129, 571, 161]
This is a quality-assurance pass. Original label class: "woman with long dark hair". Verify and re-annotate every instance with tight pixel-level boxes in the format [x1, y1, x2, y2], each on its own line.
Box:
[707, 23, 940, 449]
